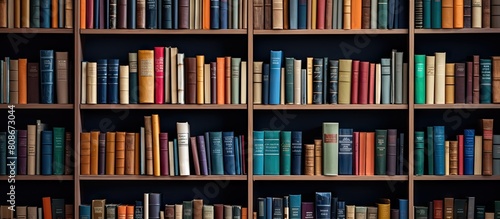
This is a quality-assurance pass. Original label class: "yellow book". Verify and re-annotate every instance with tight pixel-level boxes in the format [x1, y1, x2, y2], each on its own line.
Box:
[338, 59, 353, 104]
[196, 55, 205, 104]
[138, 50, 154, 103]
[152, 114, 161, 176]
[312, 0, 317, 29]
[307, 57, 313, 104]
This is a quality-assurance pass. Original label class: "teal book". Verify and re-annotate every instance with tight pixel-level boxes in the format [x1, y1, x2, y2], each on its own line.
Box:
[381, 58, 391, 104]
[375, 129, 387, 175]
[431, 0, 442, 28]
[480, 59, 492, 103]
[231, 58, 241, 104]
[209, 132, 224, 175]
[280, 131, 291, 175]
[427, 126, 434, 175]
[183, 201, 193, 219]
[476, 206, 485, 219]
[285, 58, 294, 104]
[378, 0, 388, 28]
[234, 136, 241, 175]
[414, 131, 425, 175]
[289, 195, 301, 219]
[423, 0, 431, 28]
[253, 131, 265, 175]
[52, 127, 65, 175]
[414, 55, 426, 104]
[264, 130, 280, 175]
[174, 139, 179, 176]
[0, 132, 6, 175]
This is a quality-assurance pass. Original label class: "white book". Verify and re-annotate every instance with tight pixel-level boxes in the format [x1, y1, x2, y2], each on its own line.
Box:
[168, 141, 175, 175]
[177, 53, 185, 104]
[426, 56, 435, 104]
[240, 61, 247, 104]
[293, 59, 302, 104]
[175, 204, 183, 219]
[370, 0, 378, 29]
[375, 63, 381, 104]
[434, 52, 446, 104]
[164, 47, 171, 103]
[144, 193, 149, 219]
[170, 47, 178, 104]
[86, 62, 97, 104]
[177, 122, 190, 176]
[81, 61, 87, 104]
[119, 65, 129, 104]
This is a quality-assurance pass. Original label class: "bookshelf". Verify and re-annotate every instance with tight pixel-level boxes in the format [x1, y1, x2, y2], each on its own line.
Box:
[1, 0, 500, 218]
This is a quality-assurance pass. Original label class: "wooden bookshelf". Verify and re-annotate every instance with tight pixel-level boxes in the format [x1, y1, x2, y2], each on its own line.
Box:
[413, 175, 500, 181]
[80, 29, 247, 35]
[414, 28, 500, 34]
[253, 175, 408, 181]
[0, 28, 74, 34]
[414, 104, 500, 109]
[0, 104, 74, 109]
[79, 175, 248, 180]
[80, 104, 247, 110]
[253, 104, 408, 110]
[253, 29, 409, 35]
[0, 175, 73, 180]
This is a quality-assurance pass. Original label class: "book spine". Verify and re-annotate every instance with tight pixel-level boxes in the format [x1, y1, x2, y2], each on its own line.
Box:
[431, 0, 442, 28]
[209, 132, 224, 175]
[197, 136, 208, 175]
[387, 129, 397, 176]
[222, 131, 236, 175]
[375, 129, 387, 175]
[269, 51, 282, 104]
[107, 59, 119, 104]
[415, 131, 425, 175]
[41, 131, 52, 175]
[312, 58, 323, 104]
[380, 58, 391, 104]
[298, 0, 306, 28]
[160, 133, 169, 176]
[128, 0, 137, 28]
[40, 50, 54, 104]
[338, 128, 353, 175]
[434, 126, 445, 175]
[210, 0, 220, 28]
[280, 131, 291, 175]
[97, 59, 108, 104]
[285, 57, 294, 104]
[323, 122, 339, 175]
[163, 0, 173, 28]
[31, 0, 40, 27]
[464, 129, 475, 175]
[264, 130, 280, 175]
[154, 47, 165, 104]
[129, 53, 139, 104]
[52, 127, 65, 175]
[291, 131, 302, 175]
[253, 131, 264, 175]
[40, 0, 50, 27]
[480, 59, 492, 103]
[146, 0, 158, 28]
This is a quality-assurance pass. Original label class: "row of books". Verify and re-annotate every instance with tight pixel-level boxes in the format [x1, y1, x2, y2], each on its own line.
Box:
[81, 48, 247, 105]
[414, 0, 500, 29]
[414, 54, 500, 105]
[414, 119, 499, 176]
[81, 0, 247, 30]
[80, 116, 247, 176]
[0, 123, 73, 176]
[253, 124, 405, 176]
[81, 195, 246, 219]
[0, 0, 74, 28]
[1, 52, 71, 104]
[0, 198, 73, 219]
[254, 0, 408, 30]
[257, 194, 408, 219]
[254, 50, 407, 105]
[414, 197, 500, 219]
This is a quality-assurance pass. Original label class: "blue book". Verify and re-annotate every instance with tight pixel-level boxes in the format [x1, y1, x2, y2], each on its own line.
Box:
[433, 126, 445, 175]
[331, 197, 338, 219]
[128, 0, 137, 28]
[258, 198, 266, 219]
[41, 130, 52, 175]
[0, 132, 6, 175]
[264, 130, 280, 175]
[40, 0, 50, 28]
[204, 132, 212, 175]
[399, 199, 408, 219]
[173, 0, 179, 28]
[269, 50, 283, 104]
[464, 129, 475, 175]
[253, 131, 264, 175]
[280, 131, 291, 175]
[210, 0, 220, 28]
[163, 0, 173, 28]
[427, 126, 434, 175]
[289, 0, 298, 29]
[209, 132, 224, 175]
[315, 192, 331, 219]
[234, 136, 240, 175]
[337, 201, 346, 219]
[222, 132, 235, 175]
[263, 64, 270, 104]
[291, 131, 302, 175]
[289, 195, 301, 219]
[94, 0, 100, 28]
[220, 0, 228, 29]
[298, 0, 307, 29]
[266, 197, 273, 219]
[4, 58, 9, 103]
[105, 0, 109, 28]
[157, 0, 162, 28]
[31, 0, 41, 27]
[338, 128, 353, 175]
[480, 59, 492, 103]
[174, 139, 179, 175]
[79, 205, 91, 219]
[146, 0, 158, 28]
[97, 59, 108, 104]
[107, 59, 119, 104]
[388, 0, 395, 29]
[40, 50, 54, 103]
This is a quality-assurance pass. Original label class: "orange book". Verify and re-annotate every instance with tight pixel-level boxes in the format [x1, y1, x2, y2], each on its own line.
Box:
[224, 56, 231, 104]
[359, 132, 367, 175]
[51, 0, 58, 28]
[203, 0, 210, 29]
[196, 55, 205, 104]
[18, 58, 27, 104]
[126, 205, 134, 219]
[106, 132, 116, 175]
[216, 57, 225, 104]
[117, 205, 127, 219]
[138, 50, 155, 103]
[454, 0, 464, 28]
[365, 132, 375, 175]
[442, 0, 454, 28]
[152, 114, 161, 176]
[80, 132, 91, 175]
[42, 197, 52, 219]
[351, 0, 362, 29]
[81, 0, 86, 29]
[242, 207, 248, 219]
[90, 131, 100, 175]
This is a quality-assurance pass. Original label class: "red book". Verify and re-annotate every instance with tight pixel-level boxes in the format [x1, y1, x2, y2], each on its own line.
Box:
[368, 63, 375, 104]
[353, 132, 359, 175]
[159, 133, 169, 176]
[154, 47, 165, 104]
[86, 0, 94, 28]
[316, 0, 326, 29]
[359, 61, 369, 104]
[351, 60, 360, 104]
[458, 134, 464, 175]
[433, 200, 443, 219]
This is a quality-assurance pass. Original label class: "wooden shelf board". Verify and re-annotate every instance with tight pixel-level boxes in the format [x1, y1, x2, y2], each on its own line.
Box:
[0, 175, 73, 180]
[414, 175, 500, 180]
[253, 175, 408, 181]
[254, 29, 409, 35]
[80, 104, 247, 110]
[79, 175, 248, 180]
[80, 29, 247, 35]
[414, 104, 500, 109]
[0, 28, 73, 34]
[0, 104, 74, 109]
[415, 28, 500, 34]
[253, 104, 408, 110]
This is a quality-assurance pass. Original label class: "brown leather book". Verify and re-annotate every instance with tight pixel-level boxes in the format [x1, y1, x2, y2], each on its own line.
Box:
[137, 0, 146, 28]
[492, 57, 500, 103]
[284, 0, 289, 29]
[80, 132, 91, 175]
[449, 140, 458, 175]
[214, 204, 223, 219]
[314, 139, 322, 175]
[193, 199, 203, 219]
[443, 198, 453, 218]
[466, 61, 473, 103]
[138, 50, 154, 103]
[325, 0, 333, 28]
[442, 0, 454, 28]
[115, 132, 126, 175]
[109, 0, 117, 28]
[14, 0, 20, 27]
[65, 132, 73, 175]
[116, 0, 127, 28]
[185, 57, 197, 104]
[484, 0, 491, 27]
[304, 144, 314, 175]
[56, 52, 69, 104]
[225, 57, 232, 104]
[105, 132, 116, 175]
[0, 0, 6, 27]
[464, 0, 472, 27]
[190, 136, 201, 175]
[454, 63, 466, 103]
[134, 133, 140, 174]
[21, 0, 29, 27]
[445, 63, 455, 104]
[492, 0, 500, 27]
[51, 0, 58, 27]
[272, 0, 284, 29]
[92, 200, 106, 219]
[9, 59, 19, 104]
[254, 0, 264, 29]
[65, 204, 73, 219]
[362, 0, 370, 28]
[264, 0, 272, 29]
[90, 131, 100, 175]
[179, 0, 190, 29]
[65, 0, 73, 28]
[165, 205, 175, 219]
[473, 55, 480, 103]
[482, 119, 494, 175]
[18, 59, 27, 104]
[125, 133, 135, 175]
[144, 116, 154, 175]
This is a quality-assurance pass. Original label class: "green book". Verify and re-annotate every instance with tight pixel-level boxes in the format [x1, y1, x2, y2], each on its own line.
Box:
[323, 122, 339, 175]
[414, 131, 425, 175]
[183, 201, 193, 219]
[495, 201, 500, 219]
[264, 130, 280, 175]
[414, 55, 426, 104]
[231, 58, 241, 104]
[476, 205, 485, 219]
[427, 126, 434, 175]
[375, 129, 387, 175]
[414, 206, 428, 219]
[280, 131, 291, 175]
[52, 127, 65, 175]
[285, 57, 294, 104]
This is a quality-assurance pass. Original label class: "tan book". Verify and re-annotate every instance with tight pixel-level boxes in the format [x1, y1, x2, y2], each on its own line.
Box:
[338, 59, 353, 104]
[92, 200, 106, 219]
[80, 132, 91, 175]
[27, 206, 37, 219]
[426, 56, 435, 104]
[144, 116, 154, 175]
[196, 55, 205, 104]
[204, 64, 211, 104]
[272, 0, 284, 29]
[472, 0, 482, 27]
[138, 50, 154, 103]
[474, 135, 483, 175]
[449, 140, 458, 175]
[193, 199, 203, 219]
[115, 132, 126, 175]
[81, 62, 87, 104]
[27, 125, 36, 175]
[9, 59, 18, 104]
[175, 205, 183, 219]
[485, 213, 494, 219]
[169, 48, 178, 103]
[304, 144, 314, 175]
[343, 0, 352, 29]
[253, 61, 263, 104]
[346, 205, 355, 219]
[7, 0, 13, 28]
[241, 61, 247, 104]
[307, 57, 313, 104]
[177, 122, 191, 176]
[445, 63, 455, 104]
[169, 141, 175, 175]
[152, 114, 161, 176]
[65, 0, 73, 28]
[177, 53, 185, 104]
[482, 118, 493, 176]
[312, 0, 317, 29]
[105, 132, 116, 175]
[445, 140, 450, 175]
[314, 139, 322, 175]
[90, 131, 100, 175]
[56, 52, 69, 104]
[492, 57, 500, 103]
[135, 133, 140, 174]
[21, 0, 29, 27]
[435, 52, 446, 104]
[87, 62, 97, 104]
[190, 0, 195, 29]
[294, 59, 302, 104]
[119, 65, 129, 104]
[194, 0, 200, 29]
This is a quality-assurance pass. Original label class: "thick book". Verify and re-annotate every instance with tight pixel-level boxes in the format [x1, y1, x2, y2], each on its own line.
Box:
[264, 130, 280, 175]
[40, 50, 54, 104]
[323, 122, 339, 175]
